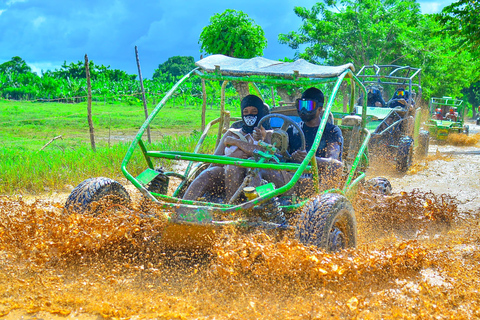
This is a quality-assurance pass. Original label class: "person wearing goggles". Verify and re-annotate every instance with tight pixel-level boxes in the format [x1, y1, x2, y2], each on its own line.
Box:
[251, 87, 344, 197]
[289, 87, 343, 170]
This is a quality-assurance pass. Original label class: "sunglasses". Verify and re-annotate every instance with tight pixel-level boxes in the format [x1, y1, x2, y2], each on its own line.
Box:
[296, 99, 320, 112]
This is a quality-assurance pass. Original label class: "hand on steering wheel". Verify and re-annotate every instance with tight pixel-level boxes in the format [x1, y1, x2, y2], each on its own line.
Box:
[257, 114, 306, 161]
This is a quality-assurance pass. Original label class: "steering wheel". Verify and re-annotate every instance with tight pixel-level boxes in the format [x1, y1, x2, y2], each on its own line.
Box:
[257, 114, 306, 160]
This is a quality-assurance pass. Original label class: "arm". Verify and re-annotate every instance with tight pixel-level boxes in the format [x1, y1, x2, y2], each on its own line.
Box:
[223, 136, 263, 158]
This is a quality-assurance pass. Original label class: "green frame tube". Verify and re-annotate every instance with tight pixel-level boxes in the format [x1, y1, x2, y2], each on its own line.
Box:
[121, 66, 369, 215]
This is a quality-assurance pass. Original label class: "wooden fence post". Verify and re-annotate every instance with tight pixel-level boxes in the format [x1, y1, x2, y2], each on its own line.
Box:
[135, 46, 151, 143]
[85, 54, 96, 152]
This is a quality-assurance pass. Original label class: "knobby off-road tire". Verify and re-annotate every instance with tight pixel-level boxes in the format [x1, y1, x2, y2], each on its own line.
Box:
[415, 130, 430, 159]
[296, 193, 357, 252]
[365, 177, 392, 195]
[64, 177, 131, 215]
[396, 136, 414, 172]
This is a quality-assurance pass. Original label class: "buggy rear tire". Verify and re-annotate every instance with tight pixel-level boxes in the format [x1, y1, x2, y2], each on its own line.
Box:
[463, 125, 469, 135]
[296, 193, 356, 252]
[416, 130, 430, 159]
[64, 177, 131, 215]
[396, 136, 414, 172]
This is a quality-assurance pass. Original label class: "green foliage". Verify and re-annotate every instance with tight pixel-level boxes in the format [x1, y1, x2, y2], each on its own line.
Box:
[152, 56, 196, 81]
[462, 81, 480, 116]
[199, 9, 267, 58]
[402, 14, 476, 100]
[436, 0, 480, 59]
[0, 56, 32, 74]
[278, 0, 421, 66]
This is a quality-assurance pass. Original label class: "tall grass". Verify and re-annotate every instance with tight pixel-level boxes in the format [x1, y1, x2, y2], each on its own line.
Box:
[0, 133, 216, 195]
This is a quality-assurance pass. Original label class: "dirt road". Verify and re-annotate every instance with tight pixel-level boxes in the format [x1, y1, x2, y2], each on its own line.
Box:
[370, 119, 480, 213]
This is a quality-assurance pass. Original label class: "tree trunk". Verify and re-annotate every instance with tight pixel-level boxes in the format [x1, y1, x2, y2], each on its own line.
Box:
[231, 81, 250, 100]
[276, 87, 302, 104]
[341, 82, 349, 113]
[85, 54, 96, 152]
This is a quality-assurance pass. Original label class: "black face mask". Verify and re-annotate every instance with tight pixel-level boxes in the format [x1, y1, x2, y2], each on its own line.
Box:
[240, 95, 268, 134]
[299, 110, 317, 123]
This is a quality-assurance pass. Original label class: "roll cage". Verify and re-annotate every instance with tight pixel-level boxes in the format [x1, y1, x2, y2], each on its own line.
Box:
[121, 55, 370, 224]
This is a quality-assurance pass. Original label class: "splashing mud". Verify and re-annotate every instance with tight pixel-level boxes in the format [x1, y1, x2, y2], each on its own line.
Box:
[447, 133, 480, 146]
[1, 189, 480, 319]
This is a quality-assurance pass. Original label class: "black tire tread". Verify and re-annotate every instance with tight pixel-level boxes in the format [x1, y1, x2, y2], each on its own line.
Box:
[65, 177, 130, 214]
[296, 193, 356, 251]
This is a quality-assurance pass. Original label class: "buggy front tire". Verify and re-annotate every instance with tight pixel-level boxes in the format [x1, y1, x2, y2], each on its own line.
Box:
[365, 177, 392, 195]
[296, 193, 357, 251]
[64, 177, 131, 215]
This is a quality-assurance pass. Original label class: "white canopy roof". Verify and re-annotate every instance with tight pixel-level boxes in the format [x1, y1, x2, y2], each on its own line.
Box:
[195, 54, 355, 79]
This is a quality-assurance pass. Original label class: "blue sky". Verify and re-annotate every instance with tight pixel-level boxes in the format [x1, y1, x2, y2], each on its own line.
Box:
[0, 0, 456, 79]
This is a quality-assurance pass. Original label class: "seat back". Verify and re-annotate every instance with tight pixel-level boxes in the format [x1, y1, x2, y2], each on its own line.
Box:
[340, 115, 362, 170]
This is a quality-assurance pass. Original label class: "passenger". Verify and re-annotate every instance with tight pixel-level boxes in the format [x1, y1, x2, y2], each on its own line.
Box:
[434, 108, 443, 120]
[445, 108, 458, 122]
[182, 94, 270, 203]
[253, 87, 344, 197]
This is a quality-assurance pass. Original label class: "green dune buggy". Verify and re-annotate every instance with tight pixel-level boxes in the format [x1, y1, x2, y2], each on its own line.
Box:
[425, 96, 468, 142]
[65, 54, 374, 252]
[355, 65, 429, 172]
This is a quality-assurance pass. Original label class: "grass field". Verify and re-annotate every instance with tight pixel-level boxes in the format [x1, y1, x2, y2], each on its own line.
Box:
[0, 99, 226, 194]
[0, 99, 240, 150]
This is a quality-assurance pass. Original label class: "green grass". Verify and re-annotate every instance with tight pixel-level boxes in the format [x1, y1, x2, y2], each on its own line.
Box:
[0, 99, 224, 195]
[0, 99, 241, 150]
[0, 133, 216, 195]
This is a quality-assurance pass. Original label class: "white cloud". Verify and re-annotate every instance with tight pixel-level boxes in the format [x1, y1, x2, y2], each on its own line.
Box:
[29, 61, 62, 75]
[32, 16, 45, 28]
[0, 10, 5, 16]
[6, 0, 27, 5]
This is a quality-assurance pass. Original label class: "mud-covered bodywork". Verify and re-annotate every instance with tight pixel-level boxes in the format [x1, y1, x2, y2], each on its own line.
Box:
[355, 65, 424, 172]
[68, 54, 373, 252]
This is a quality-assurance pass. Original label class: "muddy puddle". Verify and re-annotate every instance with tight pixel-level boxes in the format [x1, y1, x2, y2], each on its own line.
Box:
[1, 124, 480, 319]
[1, 185, 479, 319]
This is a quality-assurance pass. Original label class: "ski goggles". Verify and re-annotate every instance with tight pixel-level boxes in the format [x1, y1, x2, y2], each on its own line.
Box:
[296, 99, 320, 112]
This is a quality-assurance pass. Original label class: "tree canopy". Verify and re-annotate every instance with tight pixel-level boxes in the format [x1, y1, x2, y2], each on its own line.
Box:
[278, 0, 421, 67]
[278, 0, 478, 100]
[152, 56, 196, 81]
[0, 56, 33, 75]
[436, 0, 480, 58]
[199, 9, 267, 58]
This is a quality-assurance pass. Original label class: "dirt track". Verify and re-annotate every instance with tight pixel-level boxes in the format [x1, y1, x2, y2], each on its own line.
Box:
[369, 119, 480, 213]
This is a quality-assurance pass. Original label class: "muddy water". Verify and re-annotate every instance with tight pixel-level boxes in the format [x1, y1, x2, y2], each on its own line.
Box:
[1, 124, 480, 319]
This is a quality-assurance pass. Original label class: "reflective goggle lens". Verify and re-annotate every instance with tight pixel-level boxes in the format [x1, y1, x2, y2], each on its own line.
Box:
[297, 100, 317, 112]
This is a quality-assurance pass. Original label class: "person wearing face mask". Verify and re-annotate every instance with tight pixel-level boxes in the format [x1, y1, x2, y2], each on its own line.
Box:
[251, 87, 343, 197]
[182, 94, 271, 203]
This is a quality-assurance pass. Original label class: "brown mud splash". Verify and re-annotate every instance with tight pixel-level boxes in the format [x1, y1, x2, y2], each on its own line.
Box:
[446, 133, 480, 146]
[0, 192, 480, 319]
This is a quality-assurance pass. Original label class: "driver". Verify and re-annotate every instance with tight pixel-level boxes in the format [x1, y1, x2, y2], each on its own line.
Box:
[182, 94, 271, 203]
[253, 87, 343, 196]
[367, 86, 386, 107]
